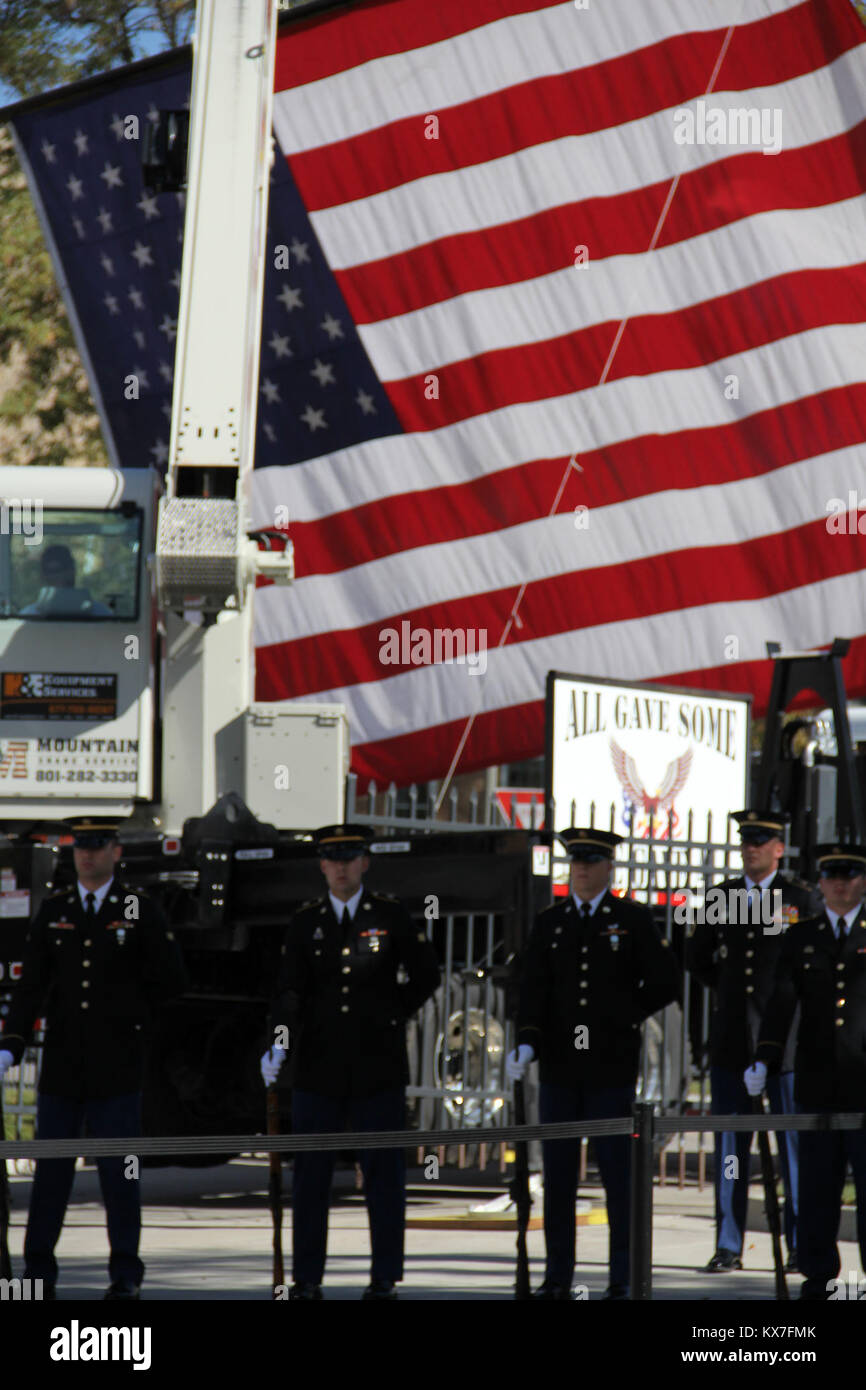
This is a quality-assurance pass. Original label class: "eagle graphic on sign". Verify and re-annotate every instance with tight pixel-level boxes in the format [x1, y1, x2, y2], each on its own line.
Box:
[609, 739, 693, 838]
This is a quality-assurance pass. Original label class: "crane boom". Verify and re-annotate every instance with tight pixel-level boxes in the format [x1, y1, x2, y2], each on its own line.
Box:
[155, 0, 292, 615]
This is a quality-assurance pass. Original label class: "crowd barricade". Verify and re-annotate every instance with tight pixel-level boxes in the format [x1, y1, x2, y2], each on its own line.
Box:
[3, 1106, 863, 1300]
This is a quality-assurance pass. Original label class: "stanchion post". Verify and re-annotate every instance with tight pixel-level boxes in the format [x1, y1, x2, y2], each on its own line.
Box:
[630, 1101, 654, 1301]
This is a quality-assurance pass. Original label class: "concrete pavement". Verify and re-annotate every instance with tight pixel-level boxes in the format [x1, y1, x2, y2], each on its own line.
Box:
[2, 1158, 862, 1301]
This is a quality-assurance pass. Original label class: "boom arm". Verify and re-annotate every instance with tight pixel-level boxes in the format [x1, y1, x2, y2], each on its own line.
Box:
[155, 0, 293, 615]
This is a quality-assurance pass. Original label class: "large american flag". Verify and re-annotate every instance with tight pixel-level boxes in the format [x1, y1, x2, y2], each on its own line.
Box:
[7, 0, 866, 789]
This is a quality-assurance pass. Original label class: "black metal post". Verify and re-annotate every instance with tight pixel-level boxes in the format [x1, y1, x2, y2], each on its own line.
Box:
[630, 1101, 654, 1300]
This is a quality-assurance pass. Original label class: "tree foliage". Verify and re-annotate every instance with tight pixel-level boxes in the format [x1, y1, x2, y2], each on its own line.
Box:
[0, 2, 195, 99]
[0, 124, 107, 466]
[0, 1, 194, 466]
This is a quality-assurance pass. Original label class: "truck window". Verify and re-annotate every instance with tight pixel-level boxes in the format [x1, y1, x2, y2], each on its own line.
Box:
[0, 508, 142, 621]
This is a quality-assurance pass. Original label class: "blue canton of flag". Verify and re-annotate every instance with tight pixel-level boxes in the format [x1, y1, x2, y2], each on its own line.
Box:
[11, 58, 400, 472]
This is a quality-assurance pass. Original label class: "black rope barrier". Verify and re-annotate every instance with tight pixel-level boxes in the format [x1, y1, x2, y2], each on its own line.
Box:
[0, 1111, 863, 1159]
[655, 1111, 866, 1134]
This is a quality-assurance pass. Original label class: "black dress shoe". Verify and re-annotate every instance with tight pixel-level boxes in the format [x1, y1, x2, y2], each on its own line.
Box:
[104, 1280, 140, 1301]
[531, 1281, 574, 1300]
[602, 1285, 629, 1300]
[704, 1249, 742, 1272]
[362, 1280, 397, 1300]
[288, 1282, 323, 1300]
[799, 1284, 830, 1302]
[785, 1251, 798, 1273]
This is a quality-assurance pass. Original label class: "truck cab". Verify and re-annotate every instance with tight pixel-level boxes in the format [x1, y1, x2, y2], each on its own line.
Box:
[0, 466, 160, 827]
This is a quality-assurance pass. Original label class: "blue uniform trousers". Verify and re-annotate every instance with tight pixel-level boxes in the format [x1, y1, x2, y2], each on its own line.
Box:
[539, 1082, 633, 1289]
[797, 1108, 866, 1299]
[24, 1092, 144, 1288]
[290, 1088, 405, 1285]
[711, 1067, 797, 1257]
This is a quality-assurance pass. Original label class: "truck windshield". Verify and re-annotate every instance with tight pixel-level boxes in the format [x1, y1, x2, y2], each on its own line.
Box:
[0, 508, 142, 621]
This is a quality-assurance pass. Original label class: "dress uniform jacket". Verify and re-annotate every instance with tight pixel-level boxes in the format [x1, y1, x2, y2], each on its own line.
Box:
[756, 907, 866, 1110]
[516, 891, 680, 1089]
[270, 890, 440, 1099]
[1, 878, 186, 1100]
[687, 872, 819, 1072]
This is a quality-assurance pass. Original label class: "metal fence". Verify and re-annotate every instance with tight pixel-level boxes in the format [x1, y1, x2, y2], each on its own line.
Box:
[0, 1039, 39, 1159]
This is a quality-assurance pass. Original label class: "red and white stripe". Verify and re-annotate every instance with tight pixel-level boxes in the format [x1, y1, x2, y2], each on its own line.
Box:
[252, 0, 866, 787]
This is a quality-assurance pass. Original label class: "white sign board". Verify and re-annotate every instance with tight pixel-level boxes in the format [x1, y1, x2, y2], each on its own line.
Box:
[547, 673, 750, 891]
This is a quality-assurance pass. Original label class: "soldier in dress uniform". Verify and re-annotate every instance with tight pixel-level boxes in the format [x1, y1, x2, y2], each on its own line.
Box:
[0, 818, 186, 1299]
[748, 843, 866, 1300]
[687, 809, 819, 1273]
[506, 827, 680, 1300]
[260, 824, 440, 1301]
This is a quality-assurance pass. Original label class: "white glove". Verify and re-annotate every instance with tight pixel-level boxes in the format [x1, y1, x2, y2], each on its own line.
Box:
[0, 1049, 15, 1080]
[260, 1046, 287, 1086]
[743, 1062, 767, 1096]
[505, 1045, 535, 1081]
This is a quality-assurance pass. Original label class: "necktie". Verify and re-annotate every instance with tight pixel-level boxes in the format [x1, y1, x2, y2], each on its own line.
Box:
[341, 905, 352, 941]
[84, 891, 96, 920]
[580, 901, 592, 919]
